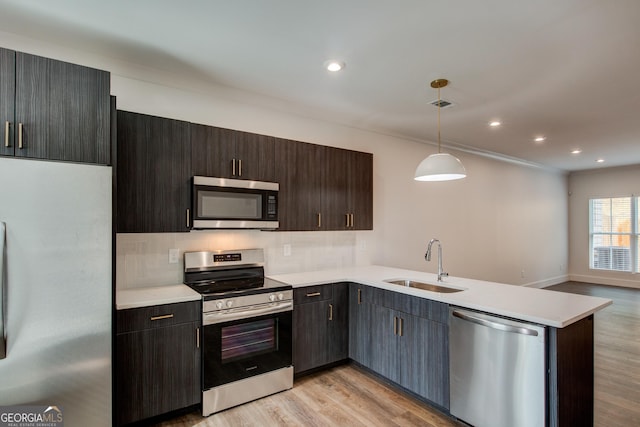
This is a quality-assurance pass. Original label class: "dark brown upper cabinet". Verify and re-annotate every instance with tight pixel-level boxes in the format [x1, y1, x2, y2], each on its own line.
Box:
[0, 48, 110, 164]
[116, 111, 192, 233]
[191, 123, 276, 182]
[275, 140, 373, 231]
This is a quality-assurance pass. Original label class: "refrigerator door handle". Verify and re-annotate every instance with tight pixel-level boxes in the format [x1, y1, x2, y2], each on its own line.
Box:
[452, 309, 539, 336]
[1, 221, 6, 359]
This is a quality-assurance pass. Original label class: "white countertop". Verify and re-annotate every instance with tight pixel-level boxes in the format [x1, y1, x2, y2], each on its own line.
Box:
[269, 265, 612, 328]
[116, 284, 201, 310]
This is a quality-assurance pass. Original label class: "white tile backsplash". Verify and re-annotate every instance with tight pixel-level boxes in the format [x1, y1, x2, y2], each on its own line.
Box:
[116, 230, 375, 289]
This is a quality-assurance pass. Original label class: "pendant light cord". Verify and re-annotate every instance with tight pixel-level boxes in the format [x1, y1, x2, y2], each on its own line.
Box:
[437, 85, 441, 153]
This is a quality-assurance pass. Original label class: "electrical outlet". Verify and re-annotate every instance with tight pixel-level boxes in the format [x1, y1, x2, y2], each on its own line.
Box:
[283, 244, 291, 257]
[169, 248, 179, 264]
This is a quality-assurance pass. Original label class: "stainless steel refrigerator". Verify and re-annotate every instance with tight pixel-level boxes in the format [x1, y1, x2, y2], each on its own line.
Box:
[1, 157, 112, 426]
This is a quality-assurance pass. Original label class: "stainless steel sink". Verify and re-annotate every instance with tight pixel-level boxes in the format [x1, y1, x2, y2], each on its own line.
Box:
[383, 279, 464, 293]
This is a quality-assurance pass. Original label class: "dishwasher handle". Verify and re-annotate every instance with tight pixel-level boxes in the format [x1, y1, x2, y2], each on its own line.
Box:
[452, 309, 539, 337]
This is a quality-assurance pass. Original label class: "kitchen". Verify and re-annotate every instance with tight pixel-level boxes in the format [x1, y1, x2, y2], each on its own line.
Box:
[1, 1, 640, 426]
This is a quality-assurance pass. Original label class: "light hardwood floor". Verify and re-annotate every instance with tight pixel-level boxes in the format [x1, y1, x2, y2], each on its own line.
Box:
[157, 282, 639, 427]
[546, 282, 640, 427]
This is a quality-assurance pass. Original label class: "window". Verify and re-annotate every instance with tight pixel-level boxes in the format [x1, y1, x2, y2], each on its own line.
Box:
[589, 197, 639, 272]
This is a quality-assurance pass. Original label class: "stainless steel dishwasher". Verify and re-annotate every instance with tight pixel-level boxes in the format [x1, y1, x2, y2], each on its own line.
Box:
[449, 307, 546, 427]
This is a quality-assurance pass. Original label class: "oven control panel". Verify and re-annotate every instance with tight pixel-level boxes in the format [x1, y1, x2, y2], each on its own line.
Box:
[203, 289, 293, 313]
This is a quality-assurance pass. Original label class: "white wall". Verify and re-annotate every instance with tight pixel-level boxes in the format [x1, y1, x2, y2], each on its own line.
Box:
[0, 31, 569, 289]
[569, 165, 640, 289]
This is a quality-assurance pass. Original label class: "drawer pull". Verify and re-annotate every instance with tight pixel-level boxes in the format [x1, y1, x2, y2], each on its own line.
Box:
[357, 288, 362, 304]
[4, 121, 9, 147]
[196, 327, 200, 348]
[306, 292, 321, 297]
[150, 314, 174, 321]
[329, 304, 333, 321]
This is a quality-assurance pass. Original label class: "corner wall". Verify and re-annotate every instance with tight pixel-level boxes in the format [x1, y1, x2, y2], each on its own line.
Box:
[568, 165, 640, 289]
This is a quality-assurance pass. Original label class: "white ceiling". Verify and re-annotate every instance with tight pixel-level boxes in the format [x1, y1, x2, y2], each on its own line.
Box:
[2, 0, 640, 171]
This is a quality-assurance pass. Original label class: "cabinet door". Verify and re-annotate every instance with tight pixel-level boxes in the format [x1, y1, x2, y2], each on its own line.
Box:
[368, 305, 401, 384]
[116, 111, 192, 232]
[347, 151, 373, 230]
[322, 146, 350, 230]
[234, 130, 276, 181]
[348, 284, 366, 364]
[275, 139, 324, 231]
[0, 48, 15, 157]
[14, 52, 110, 164]
[400, 314, 449, 408]
[115, 321, 201, 426]
[191, 125, 276, 181]
[191, 123, 236, 178]
[328, 282, 349, 363]
[293, 298, 330, 374]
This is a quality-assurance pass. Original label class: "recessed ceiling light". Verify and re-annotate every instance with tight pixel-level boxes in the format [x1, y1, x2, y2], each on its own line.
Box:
[571, 149, 582, 155]
[324, 60, 345, 72]
[596, 158, 605, 163]
[534, 136, 546, 142]
[489, 121, 501, 127]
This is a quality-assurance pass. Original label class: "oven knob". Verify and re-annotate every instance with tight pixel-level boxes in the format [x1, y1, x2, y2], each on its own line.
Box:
[226, 300, 234, 308]
[269, 294, 276, 302]
[278, 293, 284, 301]
[216, 301, 224, 309]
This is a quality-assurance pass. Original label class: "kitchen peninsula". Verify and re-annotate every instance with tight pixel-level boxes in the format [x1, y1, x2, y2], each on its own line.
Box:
[272, 265, 611, 427]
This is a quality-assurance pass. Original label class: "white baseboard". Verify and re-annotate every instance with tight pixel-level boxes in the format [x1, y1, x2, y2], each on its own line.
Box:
[523, 275, 570, 289]
[568, 274, 640, 289]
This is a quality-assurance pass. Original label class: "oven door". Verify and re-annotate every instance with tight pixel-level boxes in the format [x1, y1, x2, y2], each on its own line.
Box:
[202, 309, 292, 389]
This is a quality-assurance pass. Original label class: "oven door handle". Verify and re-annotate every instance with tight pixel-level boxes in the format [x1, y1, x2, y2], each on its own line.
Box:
[203, 301, 293, 325]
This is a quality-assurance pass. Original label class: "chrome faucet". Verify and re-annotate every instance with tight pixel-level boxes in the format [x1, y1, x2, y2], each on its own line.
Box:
[425, 238, 448, 282]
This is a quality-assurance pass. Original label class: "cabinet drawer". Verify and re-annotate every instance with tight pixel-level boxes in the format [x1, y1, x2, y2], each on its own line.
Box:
[385, 290, 449, 324]
[294, 284, 333, 305]
[117, 301, 201, 334]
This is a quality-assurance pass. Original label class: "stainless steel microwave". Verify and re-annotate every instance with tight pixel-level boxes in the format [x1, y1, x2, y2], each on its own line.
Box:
[191, 176, 279, 229]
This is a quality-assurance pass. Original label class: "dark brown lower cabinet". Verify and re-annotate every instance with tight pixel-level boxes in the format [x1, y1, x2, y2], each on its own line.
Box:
[116, 301, 201, 426]
[293, 283, 349, 375]
[349, 283, 449, 409]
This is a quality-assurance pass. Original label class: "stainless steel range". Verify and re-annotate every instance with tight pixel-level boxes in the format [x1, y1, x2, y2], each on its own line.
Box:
[184, 249, 293, 416]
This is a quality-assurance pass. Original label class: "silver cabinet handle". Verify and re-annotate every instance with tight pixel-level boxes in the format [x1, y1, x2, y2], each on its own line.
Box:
[393, 316, 397, 335]
[346, 214, 350, 227]
[186, 208, 190, 229]
[357, 288, 362, 304]
[238, 159, 242, 177]
[232, 159, 236, 176]
[18, 123, 23, 149]
[306, 292, 321, 297]
[452, 309, 539, 336]
[329, 304, 333, 321]
[196, 327, 200, 348]
[150, 314, 174, 321]
[317, 213, 322, 228]
[1, 222, 6, 359]
[350, 213, 354, 228]
[4, 121, 9, 147]
[398, 317, 403, 337]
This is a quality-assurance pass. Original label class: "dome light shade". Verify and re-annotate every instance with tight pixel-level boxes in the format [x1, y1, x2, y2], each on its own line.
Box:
[414, 78, 467, 182]
[414, 153, 467, 181]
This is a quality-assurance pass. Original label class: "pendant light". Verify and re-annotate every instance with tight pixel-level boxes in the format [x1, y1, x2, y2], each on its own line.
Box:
[414, 79, 466, 181]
